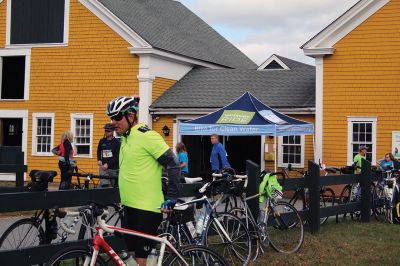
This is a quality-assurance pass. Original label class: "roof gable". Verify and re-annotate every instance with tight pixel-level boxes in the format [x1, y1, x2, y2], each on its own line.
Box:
[97, 0, 256, 69]
[301, 0, 390, 55]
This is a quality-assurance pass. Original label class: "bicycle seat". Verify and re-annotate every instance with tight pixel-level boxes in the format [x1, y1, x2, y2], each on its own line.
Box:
[29, 170, 57, 183]
[324, 167, 338, 174]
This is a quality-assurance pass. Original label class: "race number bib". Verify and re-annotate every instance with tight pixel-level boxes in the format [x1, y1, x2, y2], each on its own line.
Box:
[102, 150, 113, 158]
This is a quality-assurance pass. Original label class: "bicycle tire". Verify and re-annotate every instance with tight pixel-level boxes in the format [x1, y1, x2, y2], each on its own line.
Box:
[320, 187, 335, 225]
[223, 194, 238, 213]
[229, 207, 260, 261]
[0, 218, 45, 250]
[164, 244, 228, 266]
[204, 211, 251, 266]
[263, 201, 304, 254]
[372, 185, 389, 222]
[338, 185, 351, 221]
[47, 246, 106, 266]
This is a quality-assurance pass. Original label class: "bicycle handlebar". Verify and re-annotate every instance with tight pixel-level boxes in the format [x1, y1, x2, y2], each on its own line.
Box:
[69, 172, 118, 180]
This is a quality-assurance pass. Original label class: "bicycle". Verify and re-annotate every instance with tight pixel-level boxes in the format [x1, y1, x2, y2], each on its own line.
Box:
[227, 170, 304, 258]
[372, 168, 400, 223]
[47, 202, 228, 266]
[0, 171, 120, 251]
[284, 164, 336, 224]
[337, 165, 375, 221]
[159, 178, 252, 266]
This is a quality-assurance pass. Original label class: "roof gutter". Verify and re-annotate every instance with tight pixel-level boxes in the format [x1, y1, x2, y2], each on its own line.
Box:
[149, 107, 315, 115]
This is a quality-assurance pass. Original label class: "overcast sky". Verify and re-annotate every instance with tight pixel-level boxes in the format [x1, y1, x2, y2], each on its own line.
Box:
[179, 0, 359, 66]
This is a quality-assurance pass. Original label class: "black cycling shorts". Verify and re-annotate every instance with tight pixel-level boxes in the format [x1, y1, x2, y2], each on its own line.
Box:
[122, 206, 162, 258]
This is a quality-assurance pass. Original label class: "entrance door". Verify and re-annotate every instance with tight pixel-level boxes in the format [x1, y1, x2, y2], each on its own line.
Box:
[1, 118, 23, 147]
[181, 135, 261, 177]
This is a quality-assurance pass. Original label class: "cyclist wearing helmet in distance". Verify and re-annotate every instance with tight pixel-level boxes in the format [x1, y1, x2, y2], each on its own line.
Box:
[106, 96, 180, 266]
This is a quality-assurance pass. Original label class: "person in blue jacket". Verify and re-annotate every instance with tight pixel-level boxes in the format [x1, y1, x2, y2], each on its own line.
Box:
[210, 134, 231, 173]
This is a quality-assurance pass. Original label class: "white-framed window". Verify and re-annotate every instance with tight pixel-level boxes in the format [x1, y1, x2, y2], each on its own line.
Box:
[278, 135, 305, 168]
[6, 0, 70, 47]
[0, 49, 31, 100]
[32, 113, 55, 156]
[70, 113, 93, 157]
[347, 117, 377, 165]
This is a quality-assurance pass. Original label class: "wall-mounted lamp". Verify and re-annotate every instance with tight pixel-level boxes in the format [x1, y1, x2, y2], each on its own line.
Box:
[162, 125, 170, 137]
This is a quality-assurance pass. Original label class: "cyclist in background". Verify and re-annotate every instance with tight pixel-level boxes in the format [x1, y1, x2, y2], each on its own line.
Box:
[378, 153, 396, 170]
[106, 96, 180, 266]
[353, 146, 368, 174]
[210, 134, 231, 173]
[96, 123, 120, 187]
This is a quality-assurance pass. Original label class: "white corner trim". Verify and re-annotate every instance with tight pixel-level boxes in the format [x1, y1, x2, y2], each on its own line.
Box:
[130, 47, 226, 69]
[302, 0, 390, 50]
[303, 48, 335, 57]
[79, 0, 150, 48]
[31, 113, 55, 156]
[257, 54, 290, 70]
[315, 56, 323, 163]
[6, 0, 71, 46]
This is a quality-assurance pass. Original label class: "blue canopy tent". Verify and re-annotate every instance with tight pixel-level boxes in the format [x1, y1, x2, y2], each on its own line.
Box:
[179, 92, 314, 171]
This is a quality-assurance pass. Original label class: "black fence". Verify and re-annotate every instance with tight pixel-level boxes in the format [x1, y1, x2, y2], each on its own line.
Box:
[0, 147, 27, 192]
[0, 159, 375, 265]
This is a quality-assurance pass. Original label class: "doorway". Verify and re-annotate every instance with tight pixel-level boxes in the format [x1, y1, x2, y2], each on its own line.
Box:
[181, 135, 261, 177]
[0, 118, 23, 147]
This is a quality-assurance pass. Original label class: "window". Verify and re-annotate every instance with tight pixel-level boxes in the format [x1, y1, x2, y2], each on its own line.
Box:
[71, 114, 93, 157]
[32, 113, 54, 155]
[8, 0, 69, 45]
[348, 117, 377, 164]
[278, 135, 305, 168]
[0, 49, 31, 100]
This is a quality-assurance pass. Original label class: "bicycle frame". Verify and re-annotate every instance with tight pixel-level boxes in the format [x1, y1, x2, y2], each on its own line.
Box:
[61, 212, 188, 266]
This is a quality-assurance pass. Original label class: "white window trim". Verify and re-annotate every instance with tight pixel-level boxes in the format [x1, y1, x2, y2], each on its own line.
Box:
[347, 116, 377, 165]
[0, 48, 31, 100]
[6, 0, 70, 47]
[31, 113, 55, 156]
[70, 113, 93, 158]
[278, 135, 305, 168]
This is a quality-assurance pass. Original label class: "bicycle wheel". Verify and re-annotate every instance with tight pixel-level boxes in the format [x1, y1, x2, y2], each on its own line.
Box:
[320, 187, 335, 225]
[0, 218, 45, 250]
[164, 244, 228, 266]
[229, 207, 259, 261]
[204, 212, 251, 266]
[263, 201, 304, 254]
[338, 185, 351, 221]
[223, 194, 238, 212]
[372, 185, 388, 222]
[47, 247, 106, 266]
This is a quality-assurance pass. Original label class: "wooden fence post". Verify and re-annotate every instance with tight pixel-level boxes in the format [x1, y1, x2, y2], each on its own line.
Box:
[307, 160, 320, 234]
[15, 150, 25, 187]
[246, 160, 260, 220]
[360, 159, 371, 223]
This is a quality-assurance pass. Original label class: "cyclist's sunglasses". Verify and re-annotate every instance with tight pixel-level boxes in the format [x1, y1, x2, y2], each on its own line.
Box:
[111, 113, 124, 121]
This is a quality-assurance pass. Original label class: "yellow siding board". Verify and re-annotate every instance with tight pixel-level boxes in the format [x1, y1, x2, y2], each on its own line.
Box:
[323, 0, 400, 167]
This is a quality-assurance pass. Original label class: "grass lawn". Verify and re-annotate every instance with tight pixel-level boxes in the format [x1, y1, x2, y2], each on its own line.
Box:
[254, 219, 400, 265]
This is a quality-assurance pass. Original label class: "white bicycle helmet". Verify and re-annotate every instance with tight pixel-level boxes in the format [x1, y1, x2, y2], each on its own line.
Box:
[106, 96, 140, 118]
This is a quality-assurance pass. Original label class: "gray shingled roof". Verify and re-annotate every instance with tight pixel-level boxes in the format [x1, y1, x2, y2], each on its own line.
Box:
[151, 55, 315, 109]
[98, 0, 256, 69]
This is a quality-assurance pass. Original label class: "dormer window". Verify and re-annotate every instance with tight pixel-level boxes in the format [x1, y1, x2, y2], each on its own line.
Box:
[263, 60, 285, 70]
[257, 55, 290, 71]
[8, 0, 69, 46]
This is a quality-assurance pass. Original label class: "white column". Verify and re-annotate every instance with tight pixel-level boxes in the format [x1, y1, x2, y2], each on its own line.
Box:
[137, 55, 155, 127]
[315, 56, 324, 163]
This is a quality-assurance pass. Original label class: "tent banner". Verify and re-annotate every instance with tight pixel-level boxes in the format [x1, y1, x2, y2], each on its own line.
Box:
[216, 110, 255, 124]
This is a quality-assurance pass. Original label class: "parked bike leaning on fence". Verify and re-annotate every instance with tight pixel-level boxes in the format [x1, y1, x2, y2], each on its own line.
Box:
[106, 96, 180, 266]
